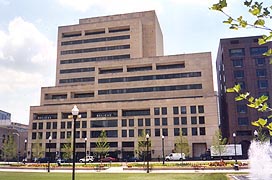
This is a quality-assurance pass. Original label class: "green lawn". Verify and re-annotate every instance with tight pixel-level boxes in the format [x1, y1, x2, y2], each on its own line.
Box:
[0, 172, 228, 180]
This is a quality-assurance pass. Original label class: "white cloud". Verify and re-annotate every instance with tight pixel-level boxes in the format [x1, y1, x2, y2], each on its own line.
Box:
[57, 0, 163, 14]
[0, 17, 56, 124]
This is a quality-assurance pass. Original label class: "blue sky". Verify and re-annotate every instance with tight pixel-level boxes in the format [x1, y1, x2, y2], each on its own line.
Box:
[0, 0, 268, 125]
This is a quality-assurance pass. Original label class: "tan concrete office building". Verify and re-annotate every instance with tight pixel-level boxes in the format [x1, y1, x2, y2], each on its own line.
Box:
[28, 10, 219, 160]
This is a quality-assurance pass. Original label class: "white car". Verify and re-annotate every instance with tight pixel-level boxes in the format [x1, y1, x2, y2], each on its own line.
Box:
[79, 156, 94, 163]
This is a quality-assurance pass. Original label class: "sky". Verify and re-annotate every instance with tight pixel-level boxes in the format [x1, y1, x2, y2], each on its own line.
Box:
[0, 0, 269, 125]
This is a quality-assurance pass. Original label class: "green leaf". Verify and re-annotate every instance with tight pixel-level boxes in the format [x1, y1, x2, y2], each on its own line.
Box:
[248, 96, 254, 103]
[244, 0, 252, 7]
[254, 19, 265, 26]
[263, 48, 272, 56]
[270, 58, 272, 64]
[268, 114, 272, 119]
[252, 121, 260, 127]
[249, 7, 260, 16]
[257, 118, 267, 127]
[269, 130, 272, 136]
[266, 123, 272, 130]
[226, 88, 235, 93]
[233, 84, 241, 93]
[258, 38, 266, 45]
[235, 96, 244, 101]
[247, 103, 257, 108]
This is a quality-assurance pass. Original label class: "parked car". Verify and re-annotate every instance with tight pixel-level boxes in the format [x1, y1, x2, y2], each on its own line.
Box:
[79, 156, 94, 163]
[126, 157, 140, 162]
[56, 158, 68, 163]
[100, 156, 118, 162]
[37, 157, 54, 163]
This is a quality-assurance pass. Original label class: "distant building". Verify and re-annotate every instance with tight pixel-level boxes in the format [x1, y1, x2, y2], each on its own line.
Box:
[216, 36, 272, 157]
[28, 10, 219, 160]
[0, 110, 11, 126]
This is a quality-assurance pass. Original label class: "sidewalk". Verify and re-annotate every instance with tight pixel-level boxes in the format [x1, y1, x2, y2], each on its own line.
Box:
[0, 166, 250, 174]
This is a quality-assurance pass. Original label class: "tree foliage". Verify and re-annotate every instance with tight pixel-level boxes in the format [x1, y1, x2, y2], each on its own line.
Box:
[2, 135, 16, 161]
[212, 0, 272, 141]
[95, 130, 110, 159]
[61, 137, 72, 160]
[211, 0, 272, 61]
[174, 132, 189, 157]
[212, 130, 228, 158]
[135, 130, 151, 161]
[31, 136, 44, 161]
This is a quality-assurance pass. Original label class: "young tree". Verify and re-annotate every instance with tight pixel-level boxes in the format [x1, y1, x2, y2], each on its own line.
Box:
[61, 137, 72, 161]
[2, 135, 16, 162]
[135, 130, 151, 161]
[212, 130, 228, 160]
[174, 132, 189, 162]
[95, 130, 110, 160]
[211, 0, 272, 139]
[32, 136, 44, 162]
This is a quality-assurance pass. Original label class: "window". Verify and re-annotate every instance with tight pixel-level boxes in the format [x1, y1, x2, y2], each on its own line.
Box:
[76, 131, 80, 138]
[129, 119, 134, 127]
[173, 107, 179, 114]
[155, 118, 160, 126]
[191, 117, 197, 124]
[190, 106, 196, 114]
[237, 130, 252, 136]
[60, 132, 65, 139]
[82, 121, 87, 128]
[229, 48, 245, 57]
[232, 59, 243, 67]
[162, 118, 168, 125]
[138, 119, 143, 126]
[162, 128, 168, 136]
[145, 118, 151, 126]
[181, 106, 187, 114]
[32, 132, 36, 139]
[138, 129, 143, 137]
[250, 47, 268, 55]
[181, 117, 187, 125]
[234, 70, 244, 79]
[199, 127, 206, 135]
[32, 123, 37, 130]
[258, 80, 268, 89]
[38, 122, 43, 129]
[198, 105, 204, 113]
[76, 121, 80, 128]
[174, 117, 179, 125]
[67, 131, 71, 138]
[155, 129, 160, 136]
[199, 116, 205, 124]
[46, 132, 50, 139]
[174, 128, 180, 136]
[46, 122, 51, 129]
[53, 122, 57, 129]
[256, 69, 267, 77]
[192, 128, 198, 136]
[122, 119, 127, 127]
[237, 104, 247, 113]
[82, 131, 86, 138]
[61, 122, 65, 129]
[238, 117, 249, 126]
[236, 81, 246, 89]
[162, 107, 167, 115]
[182, 128, 188, 136]
[67, 121, 72, 129]
[122, 130, 127, 137]
[154, 107, 160, 115]
[129, 129, 134, 137]
[255, 58, 265, 66]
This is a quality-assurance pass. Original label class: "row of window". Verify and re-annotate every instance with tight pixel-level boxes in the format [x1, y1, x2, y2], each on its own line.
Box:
[33, 106, 206, 121]
[60, 67, 95, 74]
[232, 57, 266, 67]
[61, 35, 130, 46]
[98, 72, 201, 84]
[60, 44, 130, 55]
[31, 127, 206, 140]
[60, 54, 130, 64]
[234, 69, 267, 78]
[98, 84, 202, 95]
[59, 77, 94, 84]
[229, 46, 268, 57]
[32, 116, 206, 129]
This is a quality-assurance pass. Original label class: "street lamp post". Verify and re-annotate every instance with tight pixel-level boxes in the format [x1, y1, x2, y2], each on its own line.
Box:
[48, 136, 52, 173]
[12, 132, 20, 163]
[84, 137, 87, 165]
[146, 133, 150, 173]
[162, 135, 165, 165]
[72, 105, 79, 180]
[232, 132, 238, 170]
[24, 139, 27, 162]
[254, 130, 258, 140]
